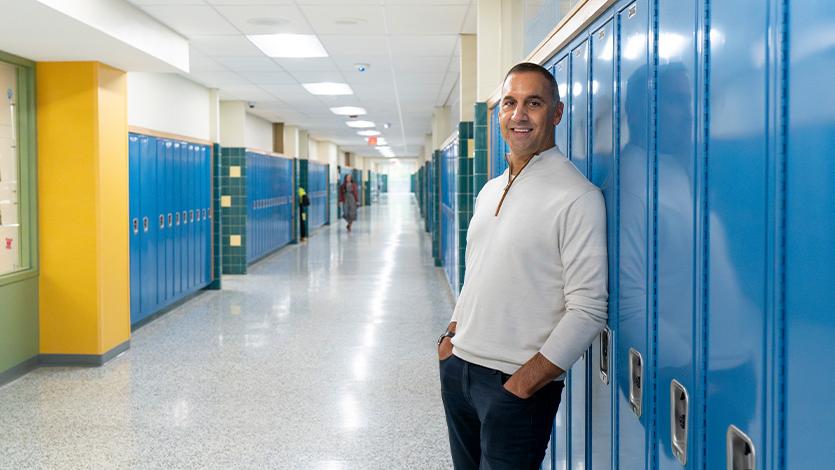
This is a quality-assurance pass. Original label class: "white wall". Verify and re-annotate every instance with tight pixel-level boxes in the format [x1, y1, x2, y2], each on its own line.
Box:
[220, 101, 245, 147]
[245, 112, 273, 152]
[128, 72, 212, 141]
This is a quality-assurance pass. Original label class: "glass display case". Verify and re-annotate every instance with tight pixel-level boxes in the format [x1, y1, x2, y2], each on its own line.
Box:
[0, 61, 20, 275]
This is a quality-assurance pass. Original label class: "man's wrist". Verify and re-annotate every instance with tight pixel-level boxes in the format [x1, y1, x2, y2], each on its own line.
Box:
[437, 330, 455, 346]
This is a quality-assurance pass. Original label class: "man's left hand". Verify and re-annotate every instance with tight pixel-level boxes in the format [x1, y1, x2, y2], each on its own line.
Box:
[502, 352, 565, 399]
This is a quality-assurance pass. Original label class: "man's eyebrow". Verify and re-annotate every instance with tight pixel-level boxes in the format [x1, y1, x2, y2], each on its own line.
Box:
[502, 94, 547, 102]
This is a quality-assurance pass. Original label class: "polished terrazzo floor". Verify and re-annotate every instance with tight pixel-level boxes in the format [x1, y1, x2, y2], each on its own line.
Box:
[0, 192, 455, 469]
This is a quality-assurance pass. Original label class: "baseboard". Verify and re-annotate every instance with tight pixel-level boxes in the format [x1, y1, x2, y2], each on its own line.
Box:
[39, 340, 130, 367]
[0, 356, 38, 388]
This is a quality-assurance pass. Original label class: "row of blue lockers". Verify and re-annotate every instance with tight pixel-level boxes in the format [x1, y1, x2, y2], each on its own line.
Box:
[417, 0, 835, 468]
[245, 151, 294, 264]
[307, 160, 328, 230]
[128, 133, 213, 326]
[439, 137, 458, 296]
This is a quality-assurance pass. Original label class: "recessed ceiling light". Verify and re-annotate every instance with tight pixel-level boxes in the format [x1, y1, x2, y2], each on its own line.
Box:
[248, 34, 328, 58]
[346, 120, 375, 128]
[357, 130, 381, 136]
[330, 106, 367, 116]
[247, 17, 289, 27]
[303, 82, 353, 95]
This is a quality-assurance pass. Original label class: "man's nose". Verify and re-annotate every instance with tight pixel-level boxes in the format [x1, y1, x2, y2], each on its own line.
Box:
[511, 103, 528, 121]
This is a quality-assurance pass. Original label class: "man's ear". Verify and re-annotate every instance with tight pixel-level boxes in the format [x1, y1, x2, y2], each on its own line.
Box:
[553, 101, 565, 126]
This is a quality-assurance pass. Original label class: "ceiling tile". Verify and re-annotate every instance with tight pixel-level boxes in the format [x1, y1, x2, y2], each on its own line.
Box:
[392, 55, 451, 73]
[289, 70, 345, 84]
[141, 5, 238, 37]
[319, 35, 389, 56]
[206, 0, 294, 4]
[189, 49, 228, 72]
[216, 56, 283, 72]
[273, 57, 340, 72]
[213, 5, 311, 35]
[190, 36, 265, 57]
[384, 5, 468, 34]
[388, 35, 457, 56]
[246, 71, 299, 85]
[300, 5, 386, 35]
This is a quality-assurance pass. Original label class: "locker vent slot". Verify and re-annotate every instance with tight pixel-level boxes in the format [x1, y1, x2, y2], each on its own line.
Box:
[671, 380, 689, 465]
[629, 348, 643, 417]
[727, 425, 755, 470]
[628, 3, 637, 18]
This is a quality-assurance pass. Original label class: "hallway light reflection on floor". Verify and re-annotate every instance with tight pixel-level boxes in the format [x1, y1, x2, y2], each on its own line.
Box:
[340, 395, 362, 430]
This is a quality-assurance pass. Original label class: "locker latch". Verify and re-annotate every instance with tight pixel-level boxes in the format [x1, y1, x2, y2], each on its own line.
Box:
[599, 327, 611, 385]
[190, 210, 194, 222]
[176, 213, 181, 225]
[168, 213, 173, 227]
[629, 348, 643, 417]
[727, 425, 755, 470]
[142, 217, 149, 233]
[671, 380, 689, 465]
[182, 211, 188, 224]
[132, 218, 139, 235]
[159, 214, 165, 229]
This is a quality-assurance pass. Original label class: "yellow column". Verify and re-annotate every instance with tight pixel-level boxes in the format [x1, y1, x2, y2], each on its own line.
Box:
[37, 62, 130, 361]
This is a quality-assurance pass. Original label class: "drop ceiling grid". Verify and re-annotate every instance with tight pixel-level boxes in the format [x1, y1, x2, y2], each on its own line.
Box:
[127, 0, 475, 157]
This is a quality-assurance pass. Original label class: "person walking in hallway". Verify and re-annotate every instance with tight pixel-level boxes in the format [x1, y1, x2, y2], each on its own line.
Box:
[437, 62, 609, 469]
[339, 173, 359, 232]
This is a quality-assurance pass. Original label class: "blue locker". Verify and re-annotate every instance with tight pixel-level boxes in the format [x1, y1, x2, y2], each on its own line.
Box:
[201, 145, 208, 285]
[568, 38, 591, 470]
[188, 144, 196, 290]
[590, 17, 616, 470]
[554, 58, 569, 156]
[164, 141, 175, 303]
[616, 1, 653, 469]
[786, 2, 835, 467]
[550, 54, 571, 470]
[153, 137, 167, 310]
[173, 142, 183, 298]
[129, 135, 141, 322]
[655, 1, 700, 468]
[139, 135, 158, 319]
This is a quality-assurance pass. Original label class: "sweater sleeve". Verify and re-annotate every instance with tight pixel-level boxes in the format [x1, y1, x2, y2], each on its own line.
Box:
[539, 189, 609, 371]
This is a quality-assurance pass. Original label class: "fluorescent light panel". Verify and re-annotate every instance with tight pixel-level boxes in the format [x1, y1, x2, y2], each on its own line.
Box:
[357, 130, 381, 136]
[303, 82, 353, 95]
[330, 106, 367, 116]
[346, 120, 375, 128]
[248, 34, 328, 58]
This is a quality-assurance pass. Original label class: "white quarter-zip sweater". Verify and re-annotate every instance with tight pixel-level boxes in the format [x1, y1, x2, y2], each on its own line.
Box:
[450, 145, 608, 378]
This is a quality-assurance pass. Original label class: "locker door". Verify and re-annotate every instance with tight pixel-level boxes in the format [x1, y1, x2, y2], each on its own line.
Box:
[187, 144, 196, 291]
[706, 1, 771, 469]
[155, 138, 167, 308]
[786, 2, 835, 467]
[655, 2, 700, 469]
[245, 152, 252, 262]
[164, 141, 174, 302]
[550, 55, 570, 470]
[590, 18, 615, 470]
[139, 135, 158, 320]
[198, 145, 205, 286]
[617, 2, 653, 469]
[173, 142, 182, 298]
[129, 135, 141, 323]
[568, 38, 591, 470]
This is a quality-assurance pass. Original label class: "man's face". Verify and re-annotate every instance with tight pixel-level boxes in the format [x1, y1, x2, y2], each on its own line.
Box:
[499, 71, 563, 158]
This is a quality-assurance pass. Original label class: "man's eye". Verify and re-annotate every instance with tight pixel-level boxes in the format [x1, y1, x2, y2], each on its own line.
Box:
[529, 101, 541, 107]
[503, 101, 514, 107]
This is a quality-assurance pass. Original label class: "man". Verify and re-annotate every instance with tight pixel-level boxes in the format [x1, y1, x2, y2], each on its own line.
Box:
[437, 62, 608, 469]
[298, 186, 309, 241]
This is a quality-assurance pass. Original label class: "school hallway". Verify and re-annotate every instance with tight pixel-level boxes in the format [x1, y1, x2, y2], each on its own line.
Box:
[0, 193, 455, 470]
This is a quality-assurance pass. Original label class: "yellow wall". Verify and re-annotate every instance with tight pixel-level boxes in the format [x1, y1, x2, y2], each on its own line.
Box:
[37, 62, 130, 356]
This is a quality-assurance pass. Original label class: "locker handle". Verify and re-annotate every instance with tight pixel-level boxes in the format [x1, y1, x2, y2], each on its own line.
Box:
[629, 348, 643, 417]
[159, 214, 165, 229]
[176, 213, 180, 225]
[727, 425, 755, 470]
[132, 218, 139, 235]
[599, 327, 611, 385]
[142, 217, 149, 233]
[168, 213, 173, 227]
[671, 380, 689, 465]
[208, 208, 212, 220]
[202, 209, 207, 220]
[196, 211, 201, 222]
[182, 211, 187, 224]
[190, 210, 194, 222]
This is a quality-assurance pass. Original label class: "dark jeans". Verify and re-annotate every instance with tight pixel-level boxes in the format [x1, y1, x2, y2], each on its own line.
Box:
[439, 354, 564, 470]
